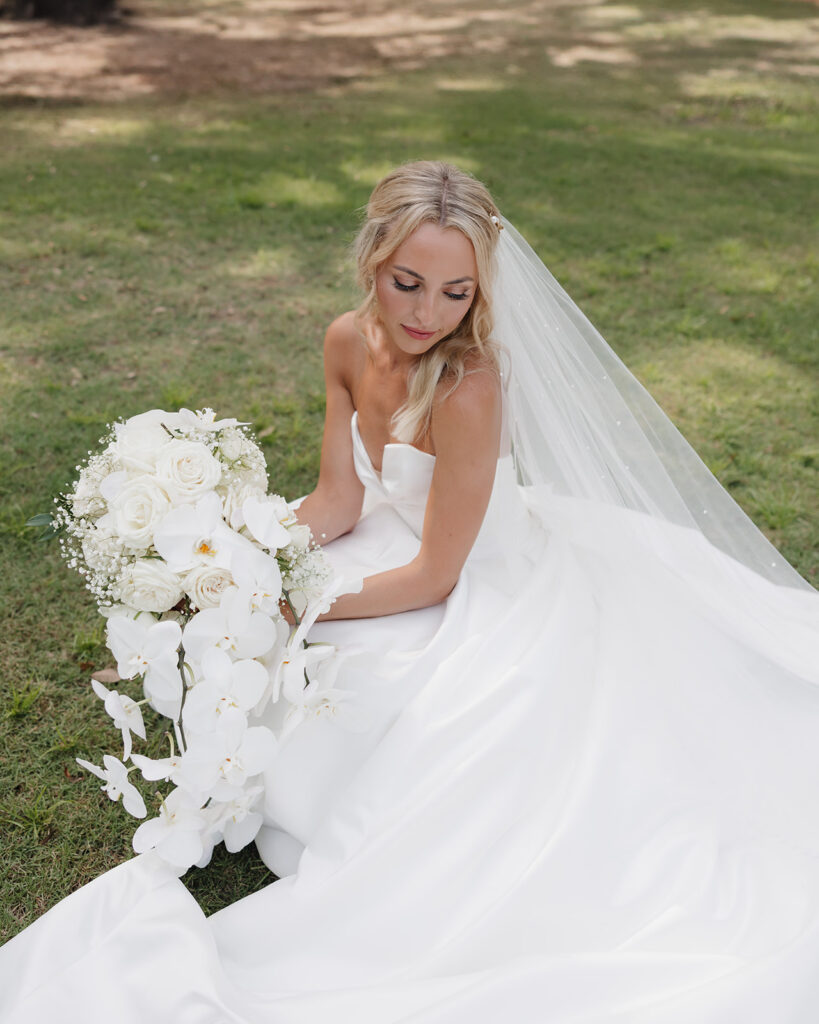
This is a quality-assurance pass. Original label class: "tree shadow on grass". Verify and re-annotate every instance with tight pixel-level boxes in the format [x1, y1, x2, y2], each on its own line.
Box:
[0, 0, 816, 103]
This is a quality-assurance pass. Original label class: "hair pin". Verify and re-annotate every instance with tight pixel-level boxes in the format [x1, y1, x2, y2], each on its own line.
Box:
[490, 215, 504, 231]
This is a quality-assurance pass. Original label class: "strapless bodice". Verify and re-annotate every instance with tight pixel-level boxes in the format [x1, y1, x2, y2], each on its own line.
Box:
[351, 411, 435, 534]
[350, 411, 534, 559]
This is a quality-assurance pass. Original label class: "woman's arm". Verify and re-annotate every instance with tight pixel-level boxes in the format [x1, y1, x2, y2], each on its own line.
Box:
[318, 366, 502, 620]
[293, 313, 366, 544]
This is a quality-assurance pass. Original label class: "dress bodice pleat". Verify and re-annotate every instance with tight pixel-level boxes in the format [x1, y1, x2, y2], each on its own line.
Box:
[350, 411, 533, 560]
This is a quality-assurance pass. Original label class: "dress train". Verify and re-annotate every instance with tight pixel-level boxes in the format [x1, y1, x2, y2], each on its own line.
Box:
[2, 412, 818, 1023]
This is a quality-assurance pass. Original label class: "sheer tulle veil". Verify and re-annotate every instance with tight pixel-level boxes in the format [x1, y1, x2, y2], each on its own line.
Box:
[492, 217, 811, 592]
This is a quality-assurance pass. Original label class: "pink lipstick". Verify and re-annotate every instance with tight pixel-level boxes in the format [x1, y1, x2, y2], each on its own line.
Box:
[402, 325, 437, 341]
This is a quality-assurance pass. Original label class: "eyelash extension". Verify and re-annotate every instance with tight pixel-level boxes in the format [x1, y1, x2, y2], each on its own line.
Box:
[393, 279, 469, 301]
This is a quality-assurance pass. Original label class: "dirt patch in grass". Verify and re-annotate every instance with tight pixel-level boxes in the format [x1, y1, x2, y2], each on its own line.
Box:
[5, 0, 814, 103]
[0, 0, 569, 100]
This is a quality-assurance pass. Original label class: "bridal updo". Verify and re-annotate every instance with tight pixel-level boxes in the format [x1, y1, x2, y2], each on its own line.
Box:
[353, 160, 502, 444]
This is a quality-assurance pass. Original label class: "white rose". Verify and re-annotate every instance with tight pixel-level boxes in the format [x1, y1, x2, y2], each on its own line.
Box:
[244, 464, 268, 494]
[286, 523, 313, 551]
[218, 429, 244, 462]
[123, 409, 184, 432]
[107, 476, 171, 550]
[242, 447, 269, 489]
[114, 410, 182, 472]
[155, 440, 222, 502]
[184, 563, 236, 610]
[71, 454, 114, 518]
[115, 559, 184, 613]
[72, 472, 106, 518]
[221, 479, 268, 530]
[99, 603, 139, 620]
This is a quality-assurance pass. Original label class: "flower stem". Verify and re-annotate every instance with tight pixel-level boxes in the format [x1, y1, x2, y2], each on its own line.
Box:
[175, 646, 188, 753]
[281, 587, 314, 691]
[281, 587, 302, 627]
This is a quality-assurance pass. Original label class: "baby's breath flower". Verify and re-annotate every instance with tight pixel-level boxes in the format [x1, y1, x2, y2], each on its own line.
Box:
[50, 405, 341, 874]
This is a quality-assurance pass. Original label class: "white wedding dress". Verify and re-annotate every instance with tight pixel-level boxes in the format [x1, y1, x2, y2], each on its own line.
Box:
[3, 406, 819, 1023]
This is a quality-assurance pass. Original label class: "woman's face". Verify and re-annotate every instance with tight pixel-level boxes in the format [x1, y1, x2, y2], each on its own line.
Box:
[374, 222, 478, 359]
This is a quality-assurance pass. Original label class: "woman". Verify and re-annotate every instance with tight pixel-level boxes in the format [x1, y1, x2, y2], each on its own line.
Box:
[3, 161, 819, 1022]
[253, 163, 528, 877]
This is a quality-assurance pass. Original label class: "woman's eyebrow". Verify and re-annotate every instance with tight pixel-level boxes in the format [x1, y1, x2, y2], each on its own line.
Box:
[393, 265, 475, 285]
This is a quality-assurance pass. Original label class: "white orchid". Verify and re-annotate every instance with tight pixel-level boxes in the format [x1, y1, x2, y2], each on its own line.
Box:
[221, 478, 268, 531]
[231, 546, 282, 615]
[192, 822, 219, 869]
[240, 495, 293, 551]
[131, 751, 183, 783]
[153, 492, 260, 582]
[209, 785, 265, 854]
[90, 678, 146, 760]
[106, 616, 183, 712]
[272, 641, 335, 704]
[182, 647, 269, 736]
[250, 617, 293, 716]
[182, 588, 278, 664]
[287, 571, 364, 654]
[76, 754, 147, 818]
[174, 718, 276, 803]
[177, 407, 245, 433]
[55, 405, 345, 872]
[132, 788, 206, 870]
[279, 645, 354, 741]
[229, 491, 291, 534]
[153, 492, 235, 574]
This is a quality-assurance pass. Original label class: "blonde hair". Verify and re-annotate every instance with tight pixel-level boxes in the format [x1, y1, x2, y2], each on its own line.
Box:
[353, 161, 502, 443]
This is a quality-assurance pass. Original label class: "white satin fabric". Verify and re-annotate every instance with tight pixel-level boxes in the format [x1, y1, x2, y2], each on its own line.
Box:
[3, 413, 819, 1023]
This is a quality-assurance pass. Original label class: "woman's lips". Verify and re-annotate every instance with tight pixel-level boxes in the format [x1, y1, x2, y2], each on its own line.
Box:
[402, 325, 437, 341]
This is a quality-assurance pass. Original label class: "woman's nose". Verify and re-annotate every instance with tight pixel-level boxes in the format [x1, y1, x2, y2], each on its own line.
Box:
[414, 290, 436, 326]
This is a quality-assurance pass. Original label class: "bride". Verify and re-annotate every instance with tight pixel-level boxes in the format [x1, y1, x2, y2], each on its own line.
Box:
[3, 161, 819, 1023]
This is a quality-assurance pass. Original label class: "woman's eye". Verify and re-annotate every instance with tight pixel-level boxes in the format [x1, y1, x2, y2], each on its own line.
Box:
[392, 278, 469, 301]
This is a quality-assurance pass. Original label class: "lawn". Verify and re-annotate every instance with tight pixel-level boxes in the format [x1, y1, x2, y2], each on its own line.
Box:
[1, 0, 817, 942]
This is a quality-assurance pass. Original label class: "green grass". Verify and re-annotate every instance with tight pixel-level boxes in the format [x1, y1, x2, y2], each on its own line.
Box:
[1, 0, 817, 942]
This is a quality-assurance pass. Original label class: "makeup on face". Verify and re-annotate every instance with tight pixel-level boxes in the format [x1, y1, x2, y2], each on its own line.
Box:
[375, 223, 478, 358]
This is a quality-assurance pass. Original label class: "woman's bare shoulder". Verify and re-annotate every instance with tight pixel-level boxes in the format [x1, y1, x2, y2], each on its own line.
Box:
[439, 354, 502, 411]
[323, 311, 365, 383]
[433, 358, 502, 448]
[324, 310, 361, 355]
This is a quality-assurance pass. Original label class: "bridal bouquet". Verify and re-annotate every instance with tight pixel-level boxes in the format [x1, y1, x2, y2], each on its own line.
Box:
[34, 407, 354, 872]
